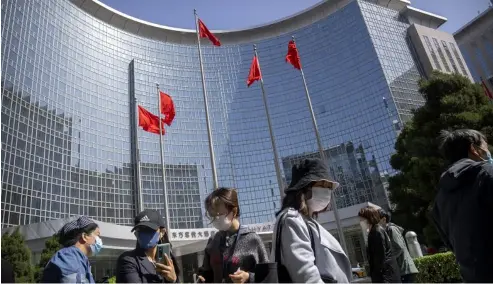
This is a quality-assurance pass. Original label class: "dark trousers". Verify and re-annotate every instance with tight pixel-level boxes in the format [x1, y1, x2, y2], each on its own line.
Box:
[401, 273, 416, 283]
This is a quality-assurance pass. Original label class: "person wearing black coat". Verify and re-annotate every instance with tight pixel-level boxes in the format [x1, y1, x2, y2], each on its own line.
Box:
[359, 206, 401, 283]
[1, 258, 15, 283]
[116, 210, 179, 283]
[432, 129, 493, 282]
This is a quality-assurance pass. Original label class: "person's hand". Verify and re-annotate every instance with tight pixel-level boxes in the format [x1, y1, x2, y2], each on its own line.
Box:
[229, 270, 249, 283]
[156, 254, 177, 282]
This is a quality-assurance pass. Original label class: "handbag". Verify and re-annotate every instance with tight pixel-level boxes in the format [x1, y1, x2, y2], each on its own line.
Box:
[255, 212, 337, 283]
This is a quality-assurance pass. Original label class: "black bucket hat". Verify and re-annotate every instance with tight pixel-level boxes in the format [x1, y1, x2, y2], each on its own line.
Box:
[285, 158, 340, 193]
[131, 209, 166, 232]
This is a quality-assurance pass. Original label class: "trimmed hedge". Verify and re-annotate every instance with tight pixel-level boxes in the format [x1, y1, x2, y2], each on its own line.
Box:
[414, 252, 461, 283]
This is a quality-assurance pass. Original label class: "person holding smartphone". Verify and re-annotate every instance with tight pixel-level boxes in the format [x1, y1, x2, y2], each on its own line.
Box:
[196, 187, 269, 283]
[116, 209, 179, 283]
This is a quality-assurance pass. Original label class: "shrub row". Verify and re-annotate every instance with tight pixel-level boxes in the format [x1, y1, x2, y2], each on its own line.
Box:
[414, 252, 461, 283]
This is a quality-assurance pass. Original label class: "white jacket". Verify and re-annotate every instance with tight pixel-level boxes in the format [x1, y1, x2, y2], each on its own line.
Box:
[270, 208, 352, 283]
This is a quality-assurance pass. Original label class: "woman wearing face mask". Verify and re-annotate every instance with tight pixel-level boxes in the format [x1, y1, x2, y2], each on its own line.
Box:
[358, 206, 401, 283]
[270, 158, 352, 283]
[116, 209, 179, 283]
[41, 216, 103, 283]
[196, 187, 268, 283]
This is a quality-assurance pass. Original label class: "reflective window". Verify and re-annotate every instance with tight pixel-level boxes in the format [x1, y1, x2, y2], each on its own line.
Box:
[432, 37, 451, 72]
[2, 0, 426, 228]
[441, 40, 459, 74]
[448, 42, 469, 77]
[423, 36, 442, 70]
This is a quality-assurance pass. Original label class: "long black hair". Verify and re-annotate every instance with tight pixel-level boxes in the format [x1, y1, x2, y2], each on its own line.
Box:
[276, 187, 310, 217]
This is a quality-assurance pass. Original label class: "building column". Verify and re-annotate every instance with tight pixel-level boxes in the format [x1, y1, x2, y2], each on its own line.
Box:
[197, 251, 205, 267]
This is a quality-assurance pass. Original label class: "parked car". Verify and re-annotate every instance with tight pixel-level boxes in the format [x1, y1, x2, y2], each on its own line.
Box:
[352, 264, 366, 279]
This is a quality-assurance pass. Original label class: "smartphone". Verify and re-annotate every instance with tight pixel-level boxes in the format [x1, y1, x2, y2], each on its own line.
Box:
[156, 243, 171, 264]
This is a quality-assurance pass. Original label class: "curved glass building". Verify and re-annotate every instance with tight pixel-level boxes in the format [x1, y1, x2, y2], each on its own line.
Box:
[2, 0, 447, 277]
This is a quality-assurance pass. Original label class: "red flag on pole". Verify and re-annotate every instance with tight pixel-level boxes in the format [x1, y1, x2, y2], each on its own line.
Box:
[481, 78, 493, 99]
[198, 19, 221, 46]
[159, 91, 176, 126]
[247, 56, 261, 87]
[285, 40, 301, 70]
[138, 105, 166, 135]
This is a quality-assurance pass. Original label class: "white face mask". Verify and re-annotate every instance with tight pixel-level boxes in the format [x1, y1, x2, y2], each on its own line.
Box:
[212, 215, 232, 231]
[306, 187, 332, 213]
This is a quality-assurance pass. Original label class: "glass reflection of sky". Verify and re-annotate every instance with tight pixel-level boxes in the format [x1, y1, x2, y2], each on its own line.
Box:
[1, 0, 425, 227]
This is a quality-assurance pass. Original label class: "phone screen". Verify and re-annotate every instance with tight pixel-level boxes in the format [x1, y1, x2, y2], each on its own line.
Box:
[156, 243, 171, 263]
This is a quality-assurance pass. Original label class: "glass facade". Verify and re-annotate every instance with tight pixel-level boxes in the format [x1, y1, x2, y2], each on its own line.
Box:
[2, 0, 427, 228]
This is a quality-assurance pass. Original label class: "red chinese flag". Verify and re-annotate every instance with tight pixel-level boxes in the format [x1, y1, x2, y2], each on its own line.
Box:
[138, 105, 166, 135]
[481, 78, 493, 99]
[160, 91, 176, 126]
[247, 56, 261, 87]
[198, 19, 221, 47]
[285, 40, 301, 70]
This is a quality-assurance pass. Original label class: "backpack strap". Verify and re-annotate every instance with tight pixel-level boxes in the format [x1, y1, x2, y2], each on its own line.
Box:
[275, 212, 317, 265]
[305, 219, 317, 265]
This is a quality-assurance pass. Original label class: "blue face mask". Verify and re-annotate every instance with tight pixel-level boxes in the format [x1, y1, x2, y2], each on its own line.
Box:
[136, 231, 160, 249]
[90, 236, 103, 256]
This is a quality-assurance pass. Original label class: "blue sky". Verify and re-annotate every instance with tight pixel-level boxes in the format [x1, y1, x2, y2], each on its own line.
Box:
[99, 0, 490, 34]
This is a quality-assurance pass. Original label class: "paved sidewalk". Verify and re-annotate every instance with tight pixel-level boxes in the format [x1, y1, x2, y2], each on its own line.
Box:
[352, 276, 371, 283]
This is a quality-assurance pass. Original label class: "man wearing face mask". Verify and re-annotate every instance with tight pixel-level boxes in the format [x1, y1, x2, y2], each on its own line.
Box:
[268, 158, 352, 283]
[433, 129, 493, 282]
[41, 216, 103, 283]
[196, 187, 268, 283]
[116, 209, 179, 283]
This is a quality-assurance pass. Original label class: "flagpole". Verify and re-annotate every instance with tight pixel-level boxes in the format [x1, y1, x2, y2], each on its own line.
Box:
[194, 9, 219, 190]
[253, 44, 284, 196]
[157, 83, 171, 232]
[292, 36, 348, 254]
[134, 97, 144, 212]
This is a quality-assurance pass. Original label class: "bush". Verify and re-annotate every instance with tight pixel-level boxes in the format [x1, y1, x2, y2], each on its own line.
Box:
[1, 229, 35, 283]
[108, 276, 116, 283]
[414, 252, 461, 283]
[34, 234, 62, 282]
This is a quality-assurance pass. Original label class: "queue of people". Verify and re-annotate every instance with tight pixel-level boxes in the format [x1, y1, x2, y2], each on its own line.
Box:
[35, 156, 422, 284]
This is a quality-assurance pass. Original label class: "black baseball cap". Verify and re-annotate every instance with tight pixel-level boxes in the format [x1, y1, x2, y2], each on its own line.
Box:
[131, 209, 166, 232]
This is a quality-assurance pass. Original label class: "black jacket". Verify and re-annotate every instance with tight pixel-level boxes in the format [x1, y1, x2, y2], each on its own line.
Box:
[432, 159, 493, 282]
[116, 248, 179, 283]
[367, 225, 401, 283]
[1, 259, 15, 283]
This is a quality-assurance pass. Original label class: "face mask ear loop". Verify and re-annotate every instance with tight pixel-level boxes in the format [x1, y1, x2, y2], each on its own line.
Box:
[474, 146, 487, 161]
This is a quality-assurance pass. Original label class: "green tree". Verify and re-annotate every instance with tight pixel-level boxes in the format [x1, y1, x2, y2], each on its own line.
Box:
[34, 234, 62, 282]
[388, 71, 493, 247]
[1, 229, 35, 283]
